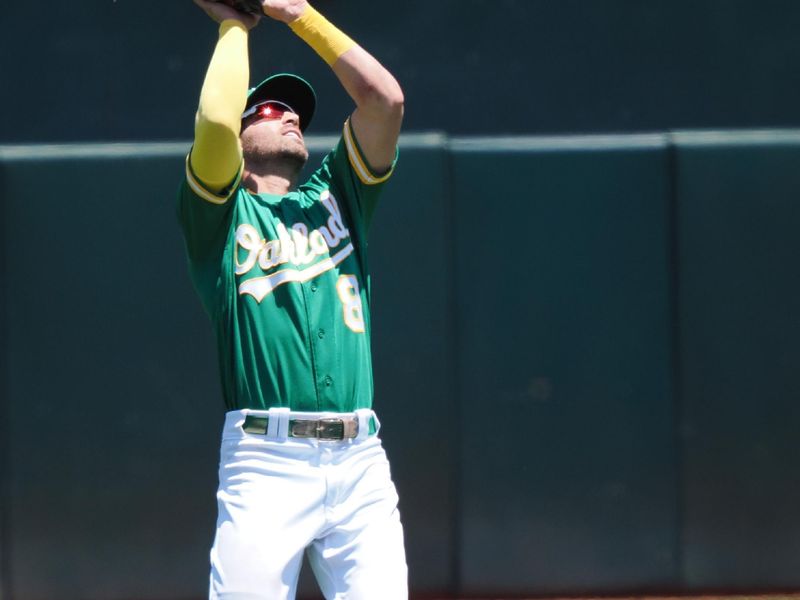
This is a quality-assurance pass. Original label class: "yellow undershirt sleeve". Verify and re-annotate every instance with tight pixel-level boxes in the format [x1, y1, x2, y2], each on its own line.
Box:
[288, 5, 356, 66]
[189, 20, 249, 194]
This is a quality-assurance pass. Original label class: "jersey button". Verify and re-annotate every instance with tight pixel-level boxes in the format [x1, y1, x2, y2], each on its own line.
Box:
[318, 329, 325, 339]
[310, 283, 318, 292]
[324, 375, 333, 387]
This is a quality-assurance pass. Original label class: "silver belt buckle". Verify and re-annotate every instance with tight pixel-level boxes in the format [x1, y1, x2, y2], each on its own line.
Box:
[316, 418, 345, 441]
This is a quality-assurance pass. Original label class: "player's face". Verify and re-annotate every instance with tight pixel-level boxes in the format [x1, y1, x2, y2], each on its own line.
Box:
[240, 100, 309, 169]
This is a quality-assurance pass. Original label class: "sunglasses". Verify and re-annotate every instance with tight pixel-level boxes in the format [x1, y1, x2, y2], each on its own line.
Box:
[241, 100, 297, 125]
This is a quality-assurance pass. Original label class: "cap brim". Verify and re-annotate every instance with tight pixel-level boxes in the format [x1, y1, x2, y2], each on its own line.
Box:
[245, 73, 316, 132]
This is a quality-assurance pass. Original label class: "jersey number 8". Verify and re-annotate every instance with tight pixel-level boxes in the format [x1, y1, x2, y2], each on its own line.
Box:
[336, 275, 365, 333]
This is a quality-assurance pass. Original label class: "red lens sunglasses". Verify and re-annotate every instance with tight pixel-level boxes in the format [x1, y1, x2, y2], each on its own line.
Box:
[241, 100, 297, 126]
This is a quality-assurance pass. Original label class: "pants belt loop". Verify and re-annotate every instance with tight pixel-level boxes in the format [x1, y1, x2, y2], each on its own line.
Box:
[355, 409, 374, 441]
[372, 411, 381, 435]
[237, 409, 251, 431]
[267, 407, 291, 441]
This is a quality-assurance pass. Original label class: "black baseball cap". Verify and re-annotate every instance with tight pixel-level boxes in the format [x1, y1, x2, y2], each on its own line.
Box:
[245, 73, 316, 132]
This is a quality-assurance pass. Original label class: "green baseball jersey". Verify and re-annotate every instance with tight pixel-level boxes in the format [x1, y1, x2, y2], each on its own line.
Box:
[177, 119, 395, 413]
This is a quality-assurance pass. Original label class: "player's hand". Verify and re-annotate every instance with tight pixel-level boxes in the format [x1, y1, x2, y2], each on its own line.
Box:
[260, 0, 308, 23]
[194, 0, 261, 29]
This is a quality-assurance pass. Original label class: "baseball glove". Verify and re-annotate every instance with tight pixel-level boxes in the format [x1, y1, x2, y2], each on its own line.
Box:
[217, 0, 262, 15]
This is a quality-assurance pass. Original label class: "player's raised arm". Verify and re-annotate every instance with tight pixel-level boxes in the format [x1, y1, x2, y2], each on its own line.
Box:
[262, 0, 404, 175]
[190, 0, 260, 194]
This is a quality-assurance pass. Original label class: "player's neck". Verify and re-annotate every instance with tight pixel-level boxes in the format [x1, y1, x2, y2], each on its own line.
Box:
[243, 171, 296, 195]
[242, 162, 299, 195]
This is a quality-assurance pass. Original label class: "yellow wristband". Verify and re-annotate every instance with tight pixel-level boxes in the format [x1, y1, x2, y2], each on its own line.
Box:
[289, 5, 356, 66]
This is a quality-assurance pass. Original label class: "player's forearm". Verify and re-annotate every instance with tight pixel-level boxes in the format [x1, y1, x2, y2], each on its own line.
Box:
[191, 19, 249, 189]
[332, 48, 404, 172]
[331, 47, 404, 126]
[288, 5, 404, 120]
[288, 4, 403, 171]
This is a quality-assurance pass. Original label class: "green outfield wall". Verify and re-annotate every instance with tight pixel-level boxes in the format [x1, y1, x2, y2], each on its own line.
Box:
[1, 132, 799, 599]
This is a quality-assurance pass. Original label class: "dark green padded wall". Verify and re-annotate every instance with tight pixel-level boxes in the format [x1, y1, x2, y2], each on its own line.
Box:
[3, 132, 800, 598]
[0, 159, 9, 600]
[2, 146, 221, 600]
[450, 137, 678, 595]
[674, 131, 800, 590]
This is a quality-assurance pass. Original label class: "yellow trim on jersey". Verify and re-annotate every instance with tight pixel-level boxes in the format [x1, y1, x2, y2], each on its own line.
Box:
[342, 118, 395, 185]
[185, 154, 243, 205]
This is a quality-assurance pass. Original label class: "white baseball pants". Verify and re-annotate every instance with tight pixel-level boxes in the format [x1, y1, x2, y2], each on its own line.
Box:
[209, 409, 408, 600]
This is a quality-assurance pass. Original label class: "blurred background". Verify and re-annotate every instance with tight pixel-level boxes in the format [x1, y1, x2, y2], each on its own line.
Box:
[2, 1, 800, 599]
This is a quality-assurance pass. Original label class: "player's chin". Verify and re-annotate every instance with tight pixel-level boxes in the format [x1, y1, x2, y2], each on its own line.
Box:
[244, 141, 308, 168]
[272, 145, 309, 171]
[281, 140, 309, 163]
[283, 135, 307, 152]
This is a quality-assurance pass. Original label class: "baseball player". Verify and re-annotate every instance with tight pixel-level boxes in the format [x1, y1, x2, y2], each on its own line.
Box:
[178, 0, 406, 598]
